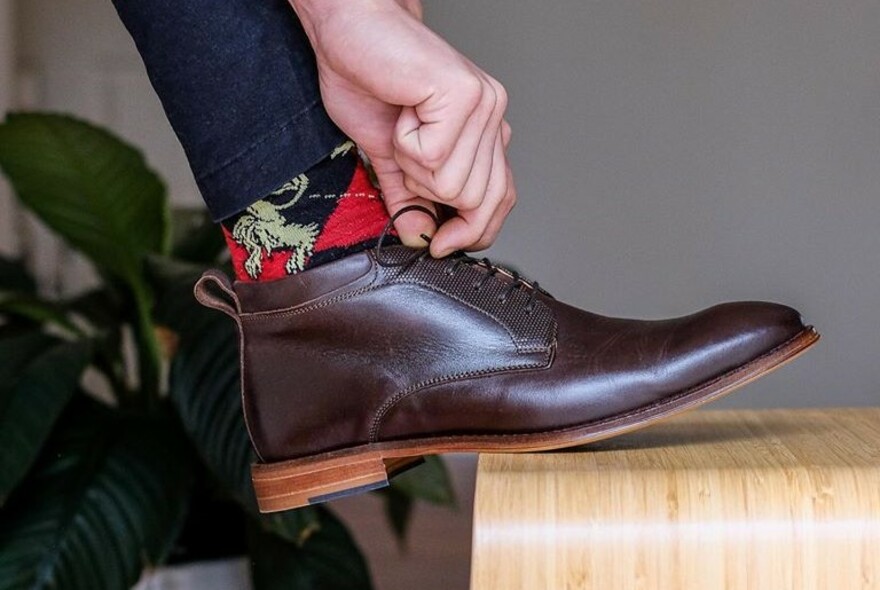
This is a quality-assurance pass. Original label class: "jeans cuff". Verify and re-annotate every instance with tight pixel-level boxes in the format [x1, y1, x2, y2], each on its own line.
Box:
[196, 101, 347, 222]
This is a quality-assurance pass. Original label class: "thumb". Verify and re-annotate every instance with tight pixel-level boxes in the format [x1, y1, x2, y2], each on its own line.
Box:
[371, 156, 438, 247]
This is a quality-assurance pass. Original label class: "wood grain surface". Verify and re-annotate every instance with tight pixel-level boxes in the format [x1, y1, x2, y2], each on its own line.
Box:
[471, 408, 880, 589]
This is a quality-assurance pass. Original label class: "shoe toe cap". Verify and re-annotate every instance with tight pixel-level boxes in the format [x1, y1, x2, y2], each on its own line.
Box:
[675, 301, 807, 384]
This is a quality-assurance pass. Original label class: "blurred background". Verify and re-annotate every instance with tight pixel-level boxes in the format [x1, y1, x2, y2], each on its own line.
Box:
[0, 0, 876, 588]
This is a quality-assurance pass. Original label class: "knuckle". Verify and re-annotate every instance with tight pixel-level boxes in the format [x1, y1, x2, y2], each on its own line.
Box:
[463, 227, 485, 246]
[488, 172, 508, 202]
[477, 83, 498, 116]
[470, 241, 489, 252]
[403, 175, 421, 194]
[490, 184, 508, 206]
[392, 130, 403, 150]
[419, 142, 450, 168]
[472, 233, 495, 251]
[433, 174, 462, 202]
[494, 82, 509, 112]
[455, 192, 483, 210]
[460, 75, 484, 110]
[495, 173, 510, 197]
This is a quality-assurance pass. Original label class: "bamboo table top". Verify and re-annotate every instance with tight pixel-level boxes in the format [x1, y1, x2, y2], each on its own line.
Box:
[471, 408, 880, 590]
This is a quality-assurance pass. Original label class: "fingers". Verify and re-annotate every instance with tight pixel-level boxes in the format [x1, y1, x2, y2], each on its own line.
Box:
[385, 53, 513, 256]
[473, 152, 517, 251]
[369, 155, 438, 247]
[398, 103, 494, 211]
[451, 89, 504, 212]
[393, 74, 508, 211]
[393, 84, 478, 181]
[429, 129, 516, 257]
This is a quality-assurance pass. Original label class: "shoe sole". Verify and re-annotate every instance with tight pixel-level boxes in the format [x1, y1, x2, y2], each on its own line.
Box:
[252, 326, 820, 513]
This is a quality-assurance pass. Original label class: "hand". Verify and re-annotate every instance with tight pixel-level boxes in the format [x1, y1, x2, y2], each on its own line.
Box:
[290, 0, 516, 257]
[393, 0, 423, 20]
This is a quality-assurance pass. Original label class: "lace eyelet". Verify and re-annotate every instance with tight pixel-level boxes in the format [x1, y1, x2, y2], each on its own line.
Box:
[375, 206, 554, 304]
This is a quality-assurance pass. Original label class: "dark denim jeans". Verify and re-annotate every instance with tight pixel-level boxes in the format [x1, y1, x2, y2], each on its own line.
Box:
[112, 0, 345, 221]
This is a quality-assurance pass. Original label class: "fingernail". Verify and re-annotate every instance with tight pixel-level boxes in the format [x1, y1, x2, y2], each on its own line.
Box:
[400, 233, 428, 248]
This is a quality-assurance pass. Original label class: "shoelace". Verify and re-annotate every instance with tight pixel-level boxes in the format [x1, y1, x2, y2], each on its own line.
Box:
[374, 205, 546, 313]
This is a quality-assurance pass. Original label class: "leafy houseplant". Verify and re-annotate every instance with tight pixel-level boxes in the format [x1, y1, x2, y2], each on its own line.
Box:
[0, 113, 455, 589]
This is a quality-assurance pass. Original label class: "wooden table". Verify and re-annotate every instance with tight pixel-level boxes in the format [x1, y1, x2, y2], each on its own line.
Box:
[471, 409, 880, 589]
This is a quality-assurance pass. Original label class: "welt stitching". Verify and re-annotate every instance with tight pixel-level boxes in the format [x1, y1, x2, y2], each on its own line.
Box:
[369, 347, 553, 441]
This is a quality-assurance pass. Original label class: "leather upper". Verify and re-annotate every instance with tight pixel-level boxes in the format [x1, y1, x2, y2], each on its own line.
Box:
[200, 245, 806, 462]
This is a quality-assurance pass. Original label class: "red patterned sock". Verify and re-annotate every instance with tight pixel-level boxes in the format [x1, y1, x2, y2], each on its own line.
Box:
[221, 142, 398, 282]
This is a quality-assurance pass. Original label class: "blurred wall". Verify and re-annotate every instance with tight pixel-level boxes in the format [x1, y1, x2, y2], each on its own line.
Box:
[11, 0, 879, 404]
[13, 0, 201, 292]
[426, 0, 879, 409]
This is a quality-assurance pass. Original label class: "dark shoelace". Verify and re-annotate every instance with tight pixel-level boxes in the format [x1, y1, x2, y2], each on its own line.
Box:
[374, 205, 546, 313]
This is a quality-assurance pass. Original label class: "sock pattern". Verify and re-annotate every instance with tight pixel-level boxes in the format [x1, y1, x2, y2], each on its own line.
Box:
[222, 142, 397, 281]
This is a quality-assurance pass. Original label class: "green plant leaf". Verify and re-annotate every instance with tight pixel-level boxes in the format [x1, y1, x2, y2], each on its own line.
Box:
[376, 457, 456, 544]
[160, 268, 319, 542]
[0, 257, 36, 294]
[0, 397, 193, 589]
[0, 113, 169, 401]
[0, 338, 91, 504]
[378, 486, 415, 544]
[0, 113, 169, 277]
[0, 331, 56, 391]
[63, 288, 131, 399]
[247, 508, 373, 590]
[65, 287, 125, 332]
[0, 295, 82, 336]
[389, 456, 456, 507]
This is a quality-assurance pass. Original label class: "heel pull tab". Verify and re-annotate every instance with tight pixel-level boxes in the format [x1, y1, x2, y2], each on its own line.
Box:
[194, 269, 241, 318]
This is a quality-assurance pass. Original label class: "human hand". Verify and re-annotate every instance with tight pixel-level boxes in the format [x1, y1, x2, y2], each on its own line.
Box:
[290, 0, 515, 257]
[393, 0, 423, 20]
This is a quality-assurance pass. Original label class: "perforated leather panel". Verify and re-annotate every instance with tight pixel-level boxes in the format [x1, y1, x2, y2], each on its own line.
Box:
[376, 248, 556, 354]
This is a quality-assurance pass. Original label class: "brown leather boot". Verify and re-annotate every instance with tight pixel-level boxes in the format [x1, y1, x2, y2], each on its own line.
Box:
[195, 222, 818, 513]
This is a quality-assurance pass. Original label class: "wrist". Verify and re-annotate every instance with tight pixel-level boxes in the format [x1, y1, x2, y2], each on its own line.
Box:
[290, 0, 402, 40]
[288, 0, 334, 41]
